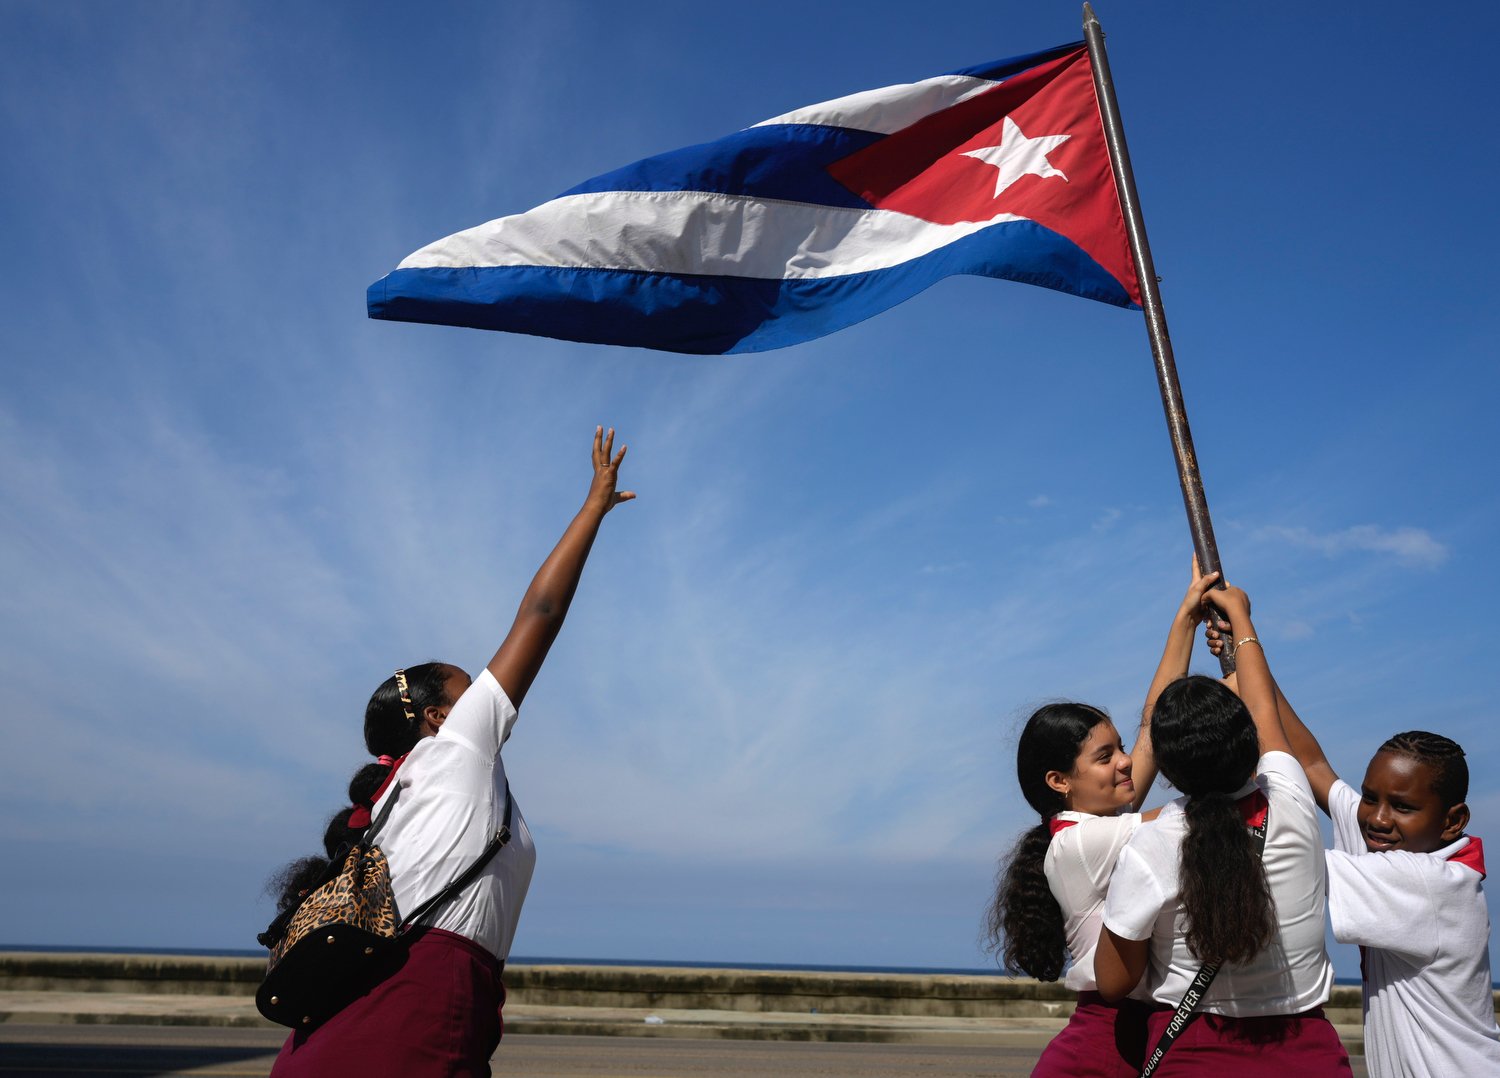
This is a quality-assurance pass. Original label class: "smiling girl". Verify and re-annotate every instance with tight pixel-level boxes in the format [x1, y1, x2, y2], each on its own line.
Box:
[984, 563, 1220, 1077]
[1202, 622, 1500, 1077]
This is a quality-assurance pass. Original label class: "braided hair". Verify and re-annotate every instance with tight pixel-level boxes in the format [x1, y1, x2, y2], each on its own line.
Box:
[984, 702, 1112, 981]
[1378, 730, 1469, 807]
[266, 662, 458, 913]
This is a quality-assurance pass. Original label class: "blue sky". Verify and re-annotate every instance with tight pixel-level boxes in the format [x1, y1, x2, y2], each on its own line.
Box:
[3, 1, 1497, 979]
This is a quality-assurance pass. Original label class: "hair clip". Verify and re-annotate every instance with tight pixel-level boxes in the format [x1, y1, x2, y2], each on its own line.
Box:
[394, 669, 417, 724]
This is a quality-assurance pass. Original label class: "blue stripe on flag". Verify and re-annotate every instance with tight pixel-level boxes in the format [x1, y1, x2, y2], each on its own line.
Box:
[368, 220, 1134, 355]
[561, 124, 882, 207]
[945, 42, 1084, 80]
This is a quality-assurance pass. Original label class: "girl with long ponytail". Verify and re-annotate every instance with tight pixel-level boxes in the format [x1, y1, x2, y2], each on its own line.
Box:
[265, 427, 634, 1077]
[266, 662, 456, 915]
[1095, 582, 1351, 1075]
[985, 562, 1220, 1077]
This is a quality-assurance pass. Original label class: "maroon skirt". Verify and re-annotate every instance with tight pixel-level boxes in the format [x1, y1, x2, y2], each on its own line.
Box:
[1032, 992, 1150, 1078]
[1140, 1006, 1351, 1076]
[271, 927, 506, 1078]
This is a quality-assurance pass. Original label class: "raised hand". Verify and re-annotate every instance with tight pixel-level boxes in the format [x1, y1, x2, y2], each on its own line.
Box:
[489, 426, 637, 708]
[588, 426, 636, 515]
[1203, 583, 1252, 644]
[1205, 621, 1230, 659]
[1175, 556, 1221, 628]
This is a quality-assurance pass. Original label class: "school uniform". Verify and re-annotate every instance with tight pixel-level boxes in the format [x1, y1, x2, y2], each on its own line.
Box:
[1325, 778, 1500, 1078]
[1102, 751, 1351, 1075]
[273, 669, 535, 1077]
[1032, 811, 1150, 1078]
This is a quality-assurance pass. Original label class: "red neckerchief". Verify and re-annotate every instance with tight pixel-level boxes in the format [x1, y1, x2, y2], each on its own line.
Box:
[347, 754, 408, 829]
[1049, 790, 1267, 838]
[1238, 788, 1270, 829]
[1449, 836, 1486, 879]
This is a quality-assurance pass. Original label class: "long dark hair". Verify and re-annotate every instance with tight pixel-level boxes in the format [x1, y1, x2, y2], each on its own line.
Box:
[1151, 675, 1274, 965]
[266, 662, 456, 913]
[984, 702, 1111, 981]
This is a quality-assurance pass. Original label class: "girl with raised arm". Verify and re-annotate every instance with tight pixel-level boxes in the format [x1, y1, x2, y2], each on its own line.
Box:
[985, 563, 1220, 1076]
[266, 427, 633, 1077]
[1094, 583, 1351, 1075]
[1203, 623, 1500, 1077]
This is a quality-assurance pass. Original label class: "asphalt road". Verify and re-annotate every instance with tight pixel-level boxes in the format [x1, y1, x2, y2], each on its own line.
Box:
[0, 1024, 1369, 1077]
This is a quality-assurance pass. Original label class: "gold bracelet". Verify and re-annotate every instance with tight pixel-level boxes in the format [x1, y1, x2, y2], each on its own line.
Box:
[1234, 636, 1261, 652]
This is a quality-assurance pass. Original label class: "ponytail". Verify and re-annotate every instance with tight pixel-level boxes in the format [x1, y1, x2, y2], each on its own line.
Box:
[986, 822, 1067, 980]
[1180, 790, 1274, 964]
[264, 662, 458, 914]
[266, 759, 398, 912]
[1152, 675, 1274, 965]
[984, 701, 1112, 980]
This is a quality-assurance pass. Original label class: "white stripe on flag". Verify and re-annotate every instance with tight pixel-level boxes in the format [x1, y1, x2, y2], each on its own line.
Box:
[397, 190, 1024, 281]
[750, 74, 1001, 134]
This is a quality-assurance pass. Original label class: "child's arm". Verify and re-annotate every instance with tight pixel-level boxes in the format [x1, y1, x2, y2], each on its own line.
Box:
[1208, 624, 1339, 814]
[1325, 849, 1440, 964]
[1130, 560, 1223, 811]
[1203, 586, 1290, 756]
[488, 427, 633, 707]
[1095, 927, 1149, 1003]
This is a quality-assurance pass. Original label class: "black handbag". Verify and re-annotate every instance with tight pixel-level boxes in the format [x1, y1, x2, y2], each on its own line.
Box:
[255, 780, 515, 1031]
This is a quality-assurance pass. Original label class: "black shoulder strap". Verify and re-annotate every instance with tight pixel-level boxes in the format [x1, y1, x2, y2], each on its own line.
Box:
[1138, 799, 1269, 1078]
[363, 776, 403, 842]
[254, 780, 408, 949]
[398, 783, 516, 934]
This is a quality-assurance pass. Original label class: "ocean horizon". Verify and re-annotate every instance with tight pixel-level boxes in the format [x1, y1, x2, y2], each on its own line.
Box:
[3, 943, 1007, 977]
[3, 944, 1375, 985]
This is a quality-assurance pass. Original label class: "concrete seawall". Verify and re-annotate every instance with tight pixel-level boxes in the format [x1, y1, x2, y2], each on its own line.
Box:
[4, 951, 1485, 1048]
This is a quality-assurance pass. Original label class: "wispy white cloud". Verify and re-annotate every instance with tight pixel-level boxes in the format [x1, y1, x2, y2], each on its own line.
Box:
[1092, 507, 1123, 532]
[1274, 618, 1316, 641]
[1253, 524, 1448, 569]
[919, 560, 970, 575]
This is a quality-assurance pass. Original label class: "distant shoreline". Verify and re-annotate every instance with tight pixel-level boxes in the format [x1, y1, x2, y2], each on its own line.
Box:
[1, 943, 1010, 976]
[0, 944, 1372, 985]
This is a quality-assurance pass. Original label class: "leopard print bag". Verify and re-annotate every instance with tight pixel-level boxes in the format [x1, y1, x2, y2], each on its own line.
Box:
[255, 780, 514, 1031]
[254, 789, 407, 1031]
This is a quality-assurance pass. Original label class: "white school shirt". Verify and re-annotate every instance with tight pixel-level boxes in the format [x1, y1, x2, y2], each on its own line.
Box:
[1102, 750, 1334, 1016]
[1325, 778, 1500, 1078]
[1045, 810, 1142, 993]
[372, 668, 537, 963]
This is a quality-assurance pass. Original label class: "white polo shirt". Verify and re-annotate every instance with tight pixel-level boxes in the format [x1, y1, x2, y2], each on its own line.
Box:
[1102, 750, 1334, 1016]
[1325, 778, 1500, 1078]
[372, 668, 537, 963]
[1045, 811, 1142, 993]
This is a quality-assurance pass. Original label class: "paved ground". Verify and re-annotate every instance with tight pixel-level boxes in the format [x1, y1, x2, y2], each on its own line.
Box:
[0, 1024, 1369, 1077]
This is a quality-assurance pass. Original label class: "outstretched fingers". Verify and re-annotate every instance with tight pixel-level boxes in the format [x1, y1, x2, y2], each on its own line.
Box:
[587, 426, 635, 513]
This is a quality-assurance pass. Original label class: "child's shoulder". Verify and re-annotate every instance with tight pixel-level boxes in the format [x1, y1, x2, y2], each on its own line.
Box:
[1329, 838, 1486, 896]
[1048, 810, 1139, 849]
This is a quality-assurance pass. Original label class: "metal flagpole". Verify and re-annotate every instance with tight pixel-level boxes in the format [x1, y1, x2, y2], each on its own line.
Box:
[1082, 2, 1234, 674]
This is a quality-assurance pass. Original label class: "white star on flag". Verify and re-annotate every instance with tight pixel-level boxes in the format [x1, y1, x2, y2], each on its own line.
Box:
[961, 116, 1071, 198]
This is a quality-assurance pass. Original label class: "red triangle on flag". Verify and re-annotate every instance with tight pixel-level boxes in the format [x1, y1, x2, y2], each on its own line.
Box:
[827, 47, 1141, 305]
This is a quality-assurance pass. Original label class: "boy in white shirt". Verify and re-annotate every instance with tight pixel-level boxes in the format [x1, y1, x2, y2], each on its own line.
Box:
[1207, 628, 1500, 1078]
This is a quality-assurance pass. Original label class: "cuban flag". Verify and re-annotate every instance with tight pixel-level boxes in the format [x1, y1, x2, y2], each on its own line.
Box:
[368, 42, 1141, 355]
